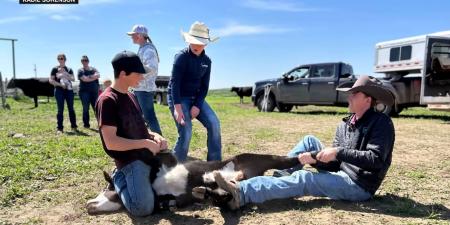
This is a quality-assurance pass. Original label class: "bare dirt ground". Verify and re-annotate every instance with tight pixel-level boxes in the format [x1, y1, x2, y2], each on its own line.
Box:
[1, 104, 450, 225]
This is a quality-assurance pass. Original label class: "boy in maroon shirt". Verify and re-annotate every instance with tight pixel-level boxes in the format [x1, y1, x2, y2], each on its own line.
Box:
[95, 51, 167, 216]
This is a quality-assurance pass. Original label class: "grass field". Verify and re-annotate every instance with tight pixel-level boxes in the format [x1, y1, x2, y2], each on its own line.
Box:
[1, 91, 450, 225]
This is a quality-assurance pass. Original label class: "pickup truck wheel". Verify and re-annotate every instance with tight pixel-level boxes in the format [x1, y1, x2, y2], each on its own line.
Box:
[257, 95, 276, 112]
[277, 103, 293, 112]
[156, 93, 163, 105]
[375, 103, 400, 117]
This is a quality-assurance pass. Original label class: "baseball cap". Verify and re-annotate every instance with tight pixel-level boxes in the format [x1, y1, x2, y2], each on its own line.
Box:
[111, 50, 145, 74]
[127, 24, 148, 36]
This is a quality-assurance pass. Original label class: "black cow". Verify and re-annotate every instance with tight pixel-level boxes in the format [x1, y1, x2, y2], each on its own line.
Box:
[7, 78, 54, 107]
[230, 86, 253, 103]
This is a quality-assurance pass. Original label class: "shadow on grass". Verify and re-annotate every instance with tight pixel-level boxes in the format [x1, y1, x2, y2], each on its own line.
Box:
[65, 130, 90, 137]
[130, 209, 214, 225]
[290, 110, 348, 116]
[396, 114, 450, 122]
[227, 193, 450, 223]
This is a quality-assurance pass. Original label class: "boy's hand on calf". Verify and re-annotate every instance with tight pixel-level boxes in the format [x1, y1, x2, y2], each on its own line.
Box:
[144, 139, 161, 155]
[153, 135, 168, 150]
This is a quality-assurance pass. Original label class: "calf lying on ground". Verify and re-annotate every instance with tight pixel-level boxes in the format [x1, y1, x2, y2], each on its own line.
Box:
[86, 152, 299, 214]
[230, 86, 252, 104]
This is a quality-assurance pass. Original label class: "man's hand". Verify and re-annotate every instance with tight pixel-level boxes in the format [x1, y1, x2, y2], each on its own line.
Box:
[298, 152, 317, 165]
[144, 139, 162, 155]
[316, 147, 338, 163]
[153, 133, 168, 150]
[174, 104, 185, 126]
[190, 106, 200, 120]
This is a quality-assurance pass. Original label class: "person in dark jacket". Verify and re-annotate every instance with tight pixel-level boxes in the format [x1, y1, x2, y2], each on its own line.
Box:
[213, 75, 396, 210]
[49, 53, 77, 133]
[167, 21, 221, 162]
[78, 55, 100, 128]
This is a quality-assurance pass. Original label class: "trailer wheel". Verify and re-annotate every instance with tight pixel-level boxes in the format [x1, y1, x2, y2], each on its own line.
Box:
[156, 93, 163, 105]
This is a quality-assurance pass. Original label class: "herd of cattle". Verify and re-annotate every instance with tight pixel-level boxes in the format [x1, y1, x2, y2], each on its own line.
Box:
[5, 78, 253, 107]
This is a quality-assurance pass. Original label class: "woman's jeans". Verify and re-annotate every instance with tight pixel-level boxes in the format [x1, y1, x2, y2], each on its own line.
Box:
[79, 88, 98, 128]
[134, 91, 162, 135]
[238, 135, 372, 205]
[54, 88, 77, 130]
[168, 96, 222, 162]
[112, 160, 154, 217]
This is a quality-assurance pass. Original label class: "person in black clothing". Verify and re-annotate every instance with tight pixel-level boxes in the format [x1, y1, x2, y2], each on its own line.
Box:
[78, 55, 100, 128]
[213, 75, 396, 210]
[167, 21, 221, 162]
[49, 53, 77, 133]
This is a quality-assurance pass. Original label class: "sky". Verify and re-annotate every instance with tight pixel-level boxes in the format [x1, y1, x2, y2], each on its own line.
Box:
[1, 0, 450, 89]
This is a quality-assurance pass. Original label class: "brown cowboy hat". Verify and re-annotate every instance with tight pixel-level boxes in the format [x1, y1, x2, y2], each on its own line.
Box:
[336, 75, 394, 106]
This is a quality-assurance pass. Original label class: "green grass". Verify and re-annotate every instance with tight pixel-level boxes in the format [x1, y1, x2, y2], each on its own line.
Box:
[1, 93, 450, 224]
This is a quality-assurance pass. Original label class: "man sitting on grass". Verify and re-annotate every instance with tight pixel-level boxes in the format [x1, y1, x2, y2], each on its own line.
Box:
[213, 75, 396, 210]
[95, 51, 167, 216]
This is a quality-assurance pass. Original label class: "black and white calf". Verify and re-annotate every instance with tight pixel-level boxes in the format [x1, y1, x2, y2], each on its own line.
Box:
[86, 152, 300, 214]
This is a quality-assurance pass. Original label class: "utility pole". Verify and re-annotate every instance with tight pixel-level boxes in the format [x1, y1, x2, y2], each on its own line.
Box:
[34, 64, 37, 78]
[0, 38, 18, 99]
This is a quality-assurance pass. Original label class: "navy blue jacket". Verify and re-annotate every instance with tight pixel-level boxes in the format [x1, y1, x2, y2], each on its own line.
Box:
[168, 47, 211, 108]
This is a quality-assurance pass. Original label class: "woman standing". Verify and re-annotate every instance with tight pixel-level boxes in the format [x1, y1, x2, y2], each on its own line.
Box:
[127, 24, 162, 135]
[49, 53, 77, 133]
[78, 55, 100, 128]
[168, 21, 221, 162]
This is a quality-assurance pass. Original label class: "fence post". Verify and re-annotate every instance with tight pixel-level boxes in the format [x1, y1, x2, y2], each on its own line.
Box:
[0, 71, 8, 109]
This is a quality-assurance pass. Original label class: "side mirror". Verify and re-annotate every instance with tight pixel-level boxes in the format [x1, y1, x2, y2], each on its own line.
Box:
[340, 73, 351, 78]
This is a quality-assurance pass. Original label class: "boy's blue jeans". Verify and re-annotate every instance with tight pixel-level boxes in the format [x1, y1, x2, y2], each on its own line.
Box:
[238, 135, 372, 206]
[168, 96, 222, 162]
[112, 160, 154, 217]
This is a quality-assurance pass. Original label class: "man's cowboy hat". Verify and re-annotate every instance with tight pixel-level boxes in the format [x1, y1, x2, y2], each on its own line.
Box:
[181, 21, 219, 45]
[336, 75, 395, 106]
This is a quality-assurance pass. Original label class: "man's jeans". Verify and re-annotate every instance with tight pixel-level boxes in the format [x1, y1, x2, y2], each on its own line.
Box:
[112, 160, 154, 217]
[79, 88, 98, 128]
[134, 91, 162, 135]
[54, 88, 77, 130]
[168, 96, 222, 162]
[238, 135, 371, 205]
